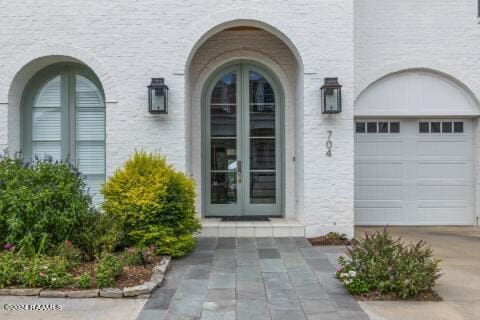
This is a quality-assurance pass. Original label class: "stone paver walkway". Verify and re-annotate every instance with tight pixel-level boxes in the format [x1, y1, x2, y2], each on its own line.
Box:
[138, 237, 370, 320]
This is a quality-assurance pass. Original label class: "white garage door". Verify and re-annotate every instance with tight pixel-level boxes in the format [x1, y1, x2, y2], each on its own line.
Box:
[354, 119, 474, 225]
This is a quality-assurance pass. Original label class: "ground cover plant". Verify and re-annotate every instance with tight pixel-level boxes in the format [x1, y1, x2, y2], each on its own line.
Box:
[336, 229, 442, 300]
[0, 151, 191, 290]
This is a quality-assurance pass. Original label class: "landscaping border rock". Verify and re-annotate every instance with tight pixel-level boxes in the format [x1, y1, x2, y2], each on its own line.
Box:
[0, 289, 11, 295]
[100, 288, 123, 298]
[4, 255, 171, 299]
[10, 288, 41, 296]
[67, 289, 99, 298]
[39, 290, 68, 298]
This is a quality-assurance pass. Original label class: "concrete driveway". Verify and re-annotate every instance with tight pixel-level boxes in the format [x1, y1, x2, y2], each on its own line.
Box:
[0, 296, 146, 320]
[356, 226, 480, 320]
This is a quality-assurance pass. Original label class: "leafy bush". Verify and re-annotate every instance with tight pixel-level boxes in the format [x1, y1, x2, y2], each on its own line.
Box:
[75, 273, 91, 289]
[336, 229, 442, 298]
[0, 154, 98, 256]
[101, 151, 200, 257]
[95, 253, 123, 288]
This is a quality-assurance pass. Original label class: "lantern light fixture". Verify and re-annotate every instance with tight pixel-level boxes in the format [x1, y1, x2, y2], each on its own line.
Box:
[321, 77, 342, 114]
[148, 78, 169, 114]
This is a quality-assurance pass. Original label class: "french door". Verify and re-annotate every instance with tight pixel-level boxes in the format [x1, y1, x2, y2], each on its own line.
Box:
[204, 63, 283, 217]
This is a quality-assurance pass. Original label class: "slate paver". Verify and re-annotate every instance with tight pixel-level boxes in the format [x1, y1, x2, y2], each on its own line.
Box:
[237, 265, 263, 281]
[166, 298, 203, 319]
[141, 237, 370, 320]
[144, 288, 176, 310]
[236, 299, 270, 320]
[294, 283, 329, 300]
[217, 237, 237, 249]
[184, 265, 212, 280]
[237, 280, 266, 300]
[197, 238, 219, 251]
[237, 237, 257, 250]
[305, 258, 336, 272]
[204, 288, 236, 301]
[258, 248, 281, 259]
[255, 237, 276, 248]
[209, 272, 236, 289]
[263, 272, 292, 289]
[270, 309, 306, 320]
[260, 259, 287, 272]
[266, 288, 298, 301]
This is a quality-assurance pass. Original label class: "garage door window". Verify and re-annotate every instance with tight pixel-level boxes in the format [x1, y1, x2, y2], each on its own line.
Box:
[356, 121, 400, 134]
[419, 121, 464, 134]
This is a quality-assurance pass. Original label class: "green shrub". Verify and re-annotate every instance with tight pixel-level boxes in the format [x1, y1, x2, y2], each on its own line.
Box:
[101, 151, 200, 258]
[0, 154, 98, 256]
[95, 253, 123, 288]
[336, 229, 442, 298]
[75, 273, 91, 289]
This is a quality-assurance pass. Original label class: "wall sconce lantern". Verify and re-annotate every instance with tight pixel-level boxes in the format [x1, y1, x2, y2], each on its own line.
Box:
[321, 77, 342, 114]
[148, 78, 169, 114]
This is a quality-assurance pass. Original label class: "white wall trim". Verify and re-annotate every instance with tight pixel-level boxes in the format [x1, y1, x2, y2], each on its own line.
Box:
[174, 7, 307, 74]
[355, 61, 480, 108]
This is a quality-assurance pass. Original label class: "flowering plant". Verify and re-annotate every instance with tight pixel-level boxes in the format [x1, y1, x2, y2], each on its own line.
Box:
[336, 256, 370, 294]
[335, 229, 441, 298]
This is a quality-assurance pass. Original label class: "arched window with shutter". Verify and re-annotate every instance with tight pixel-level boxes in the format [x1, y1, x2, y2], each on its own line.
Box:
[22, 63, 106, 205]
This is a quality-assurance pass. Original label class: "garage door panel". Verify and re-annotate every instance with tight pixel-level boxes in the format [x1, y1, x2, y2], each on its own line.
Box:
[355, 162, 402, 178]
[418, 207, 472, 224]
[355, 185, 402, 201]
[355, 179, 403, 186]
[416, 162, 470, 178]
[355, 141, 403, 157]
[416, 185, 467, 200]
[355, 118, 473, 226]
[417, 141, 471, 158]
[355, 207, 403, 224]
[417, 200, 469, 208]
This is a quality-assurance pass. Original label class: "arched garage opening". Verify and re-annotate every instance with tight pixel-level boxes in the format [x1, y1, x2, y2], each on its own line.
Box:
[354, 70, 480, 226]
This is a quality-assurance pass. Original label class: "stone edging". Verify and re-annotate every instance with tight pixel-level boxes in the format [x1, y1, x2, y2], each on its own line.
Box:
[0, 256, 171, 299]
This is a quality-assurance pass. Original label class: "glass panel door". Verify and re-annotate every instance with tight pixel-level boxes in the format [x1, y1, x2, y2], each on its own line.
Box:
[244, 67, 281, 215]
[205, 64, 282, 217]
[206, 68, 242, 215]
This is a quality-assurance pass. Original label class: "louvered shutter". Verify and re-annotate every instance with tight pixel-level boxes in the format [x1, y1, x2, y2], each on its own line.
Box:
[75, 75, 105, 205]
[32, 76, 62, 160]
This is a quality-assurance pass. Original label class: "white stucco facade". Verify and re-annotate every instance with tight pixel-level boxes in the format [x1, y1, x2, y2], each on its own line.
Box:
[1, 0, 480, 237]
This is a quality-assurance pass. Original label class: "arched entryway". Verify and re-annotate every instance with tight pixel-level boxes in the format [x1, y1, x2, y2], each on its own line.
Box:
[202, 62, 284, 217]
[186, 24, 301, 221]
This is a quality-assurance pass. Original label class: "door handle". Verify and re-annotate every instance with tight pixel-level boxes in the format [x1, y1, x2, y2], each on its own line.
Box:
[237, 160, 242, 183]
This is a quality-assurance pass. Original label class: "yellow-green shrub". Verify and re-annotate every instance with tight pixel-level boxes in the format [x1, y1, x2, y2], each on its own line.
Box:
[101, 151, 200, 257]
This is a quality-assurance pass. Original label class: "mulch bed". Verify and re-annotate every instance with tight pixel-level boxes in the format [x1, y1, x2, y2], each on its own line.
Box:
[308, 235, 353, 246]
[355, 290, 442, 302]
[69, 255, 163, 290]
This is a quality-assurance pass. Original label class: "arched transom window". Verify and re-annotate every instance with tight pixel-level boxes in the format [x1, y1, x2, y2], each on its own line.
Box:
[23, 64, 106, 204]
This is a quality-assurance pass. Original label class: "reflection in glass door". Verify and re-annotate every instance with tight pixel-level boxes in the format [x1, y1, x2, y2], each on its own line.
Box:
[205, 64, 282, 217]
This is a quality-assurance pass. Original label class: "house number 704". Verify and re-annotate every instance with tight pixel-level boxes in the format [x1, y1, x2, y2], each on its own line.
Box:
[326, 130, 333, 157]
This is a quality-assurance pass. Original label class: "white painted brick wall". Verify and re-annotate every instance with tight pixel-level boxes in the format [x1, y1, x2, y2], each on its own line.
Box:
[7, 0, 479, 235]
[355, 0, 480, 226]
